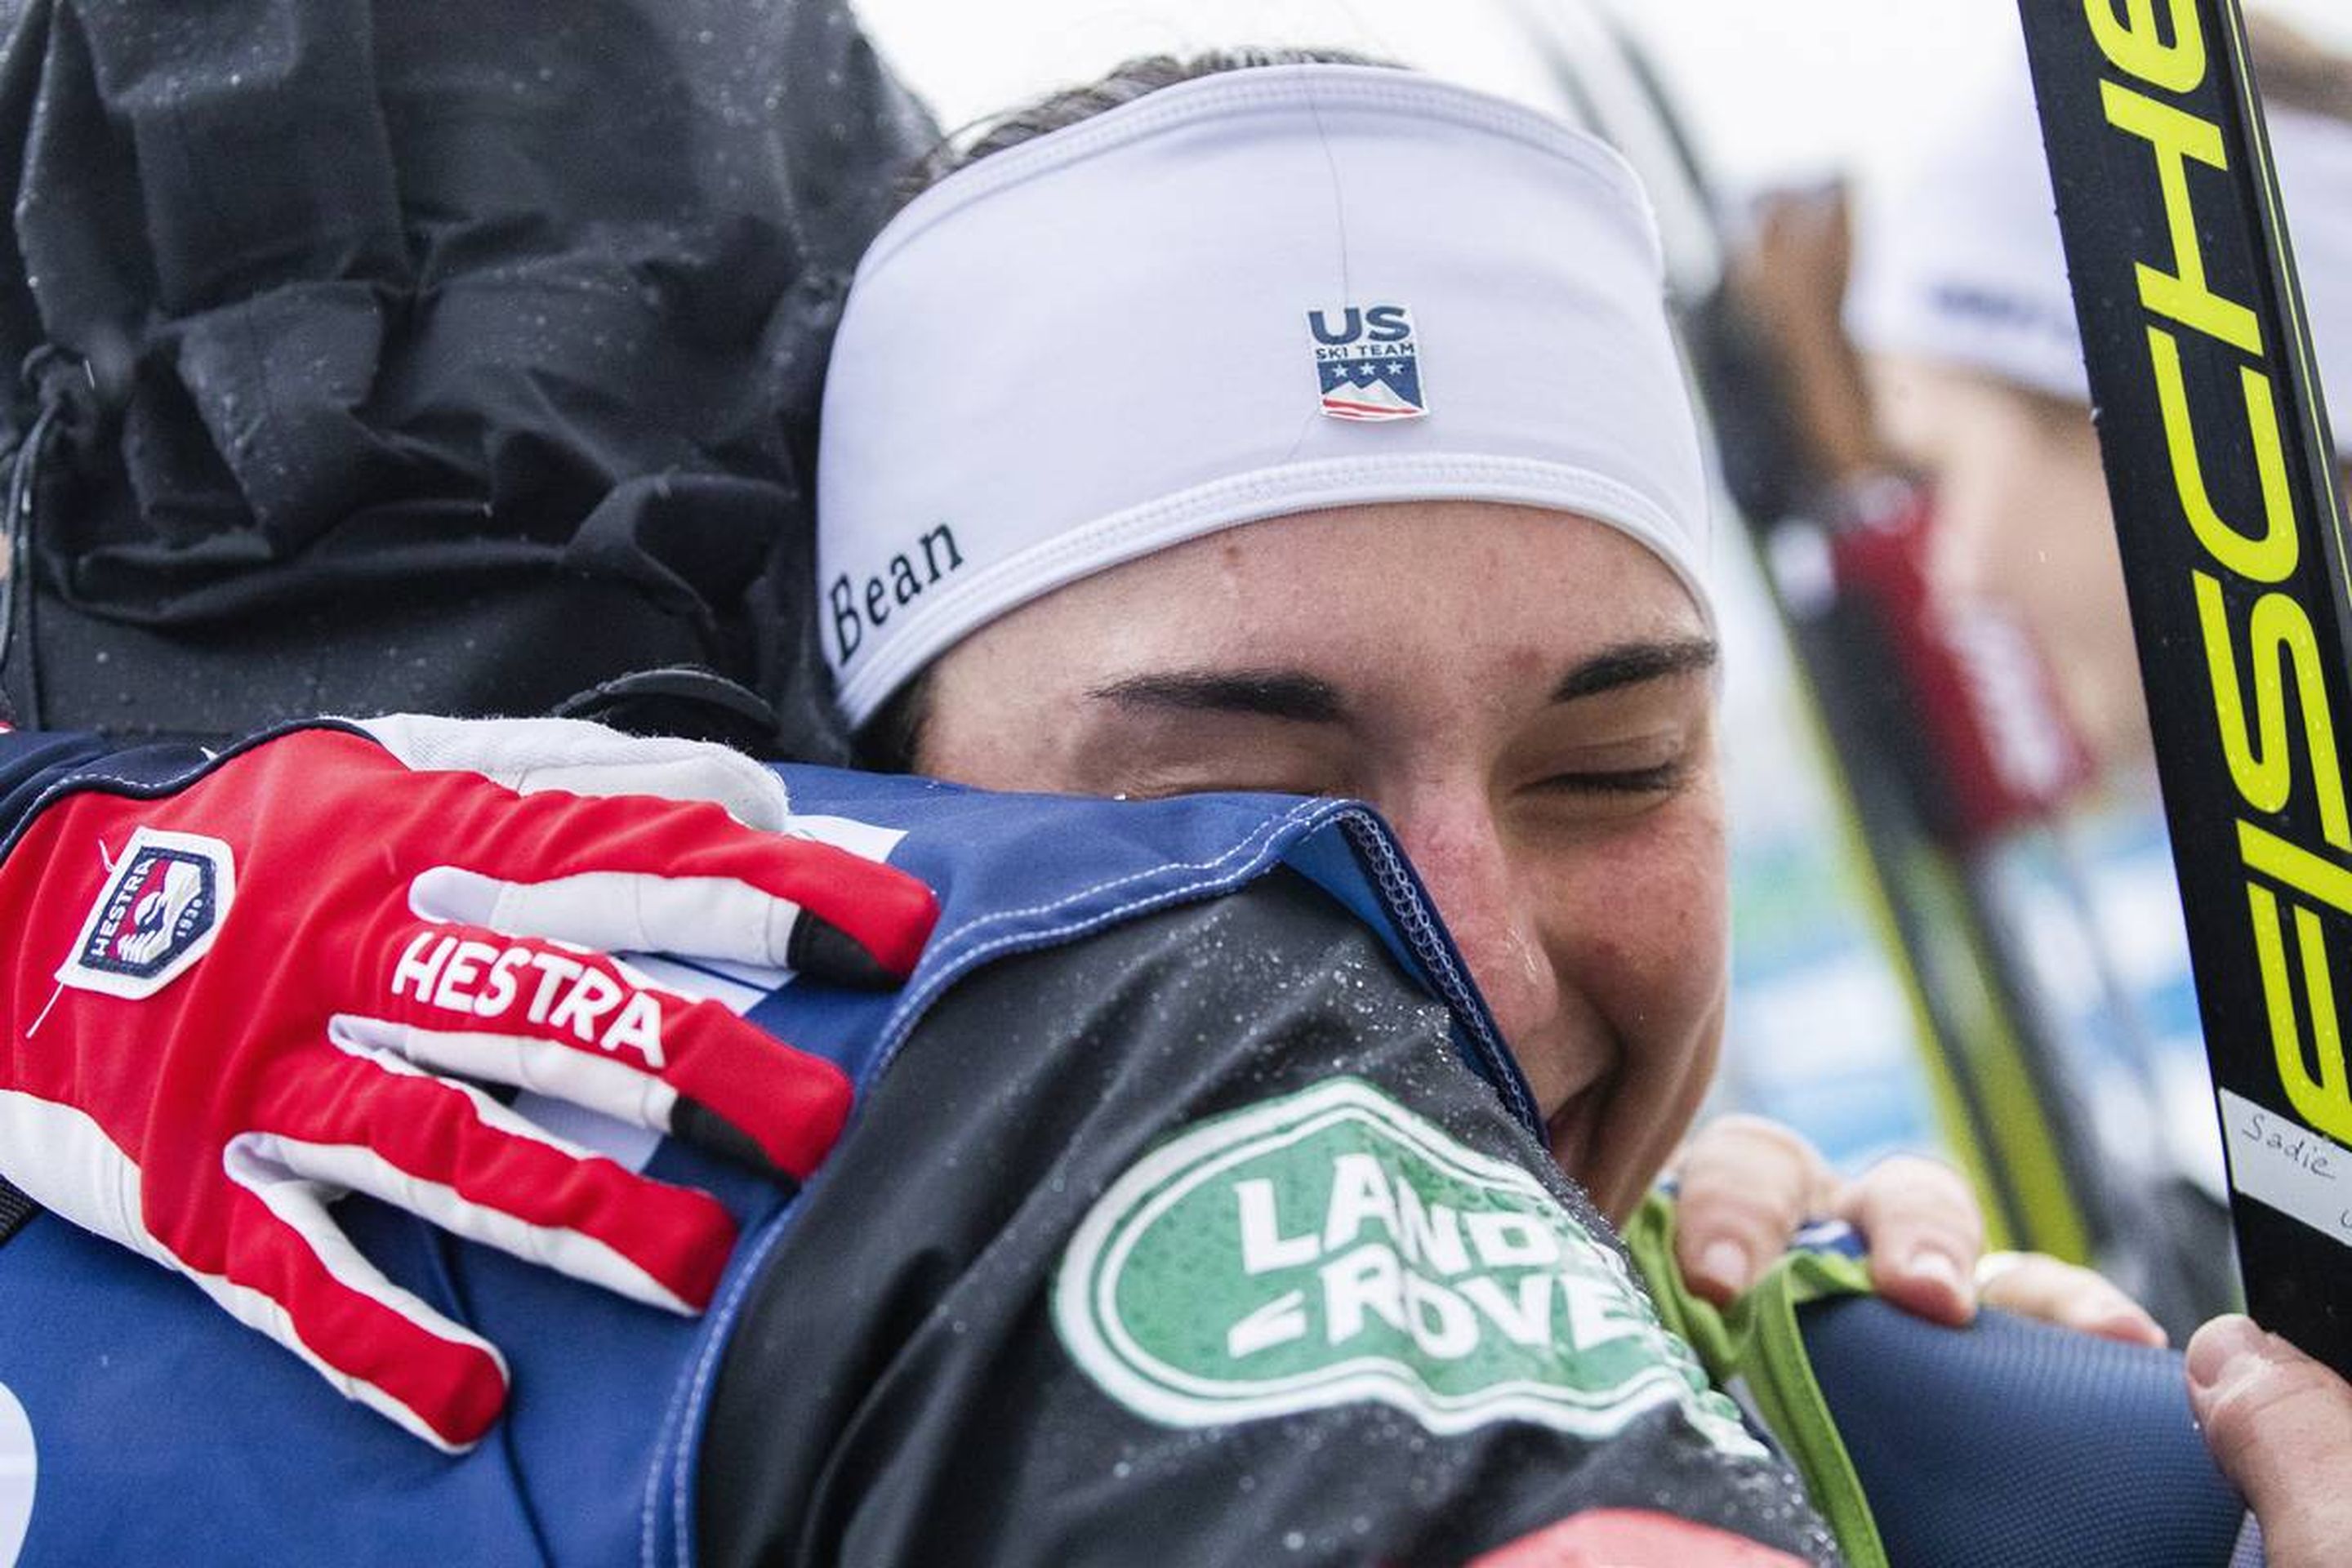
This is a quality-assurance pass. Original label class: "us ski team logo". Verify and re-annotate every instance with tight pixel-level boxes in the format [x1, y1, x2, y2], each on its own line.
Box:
[60, 826, 235, 999]
[1308, 303, 1427, 421]
[1054, 1077, 1762, 1455]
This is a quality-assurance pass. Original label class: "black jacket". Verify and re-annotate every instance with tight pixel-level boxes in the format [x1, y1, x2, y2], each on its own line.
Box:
[0, 0, 933, 751]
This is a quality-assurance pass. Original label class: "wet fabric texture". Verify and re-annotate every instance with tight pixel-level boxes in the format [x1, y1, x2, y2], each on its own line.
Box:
[0, 0, 936, 747]
[699, 871, 1838, 1568]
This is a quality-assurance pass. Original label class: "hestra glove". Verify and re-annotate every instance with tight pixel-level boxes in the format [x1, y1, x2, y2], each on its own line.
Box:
[0, 716, 938, 1450]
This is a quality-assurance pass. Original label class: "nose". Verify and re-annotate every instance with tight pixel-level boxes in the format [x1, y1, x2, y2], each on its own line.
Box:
[1384, 794, 1558, 1067]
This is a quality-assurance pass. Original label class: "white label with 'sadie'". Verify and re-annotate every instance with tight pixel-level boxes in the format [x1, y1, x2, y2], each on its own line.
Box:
[2221, 1086, 2352, 1248]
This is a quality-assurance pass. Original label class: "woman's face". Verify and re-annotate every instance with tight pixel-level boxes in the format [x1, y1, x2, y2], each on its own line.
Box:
[1872, 355, 2352, 780]
[1868, 354, 2155, 773]
[912, 500, 1725, 1222]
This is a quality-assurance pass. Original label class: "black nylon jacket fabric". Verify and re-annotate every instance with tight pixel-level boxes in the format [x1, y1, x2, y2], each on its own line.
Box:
[0, 0, 934, 747]
[700, 872, 1842, 1567]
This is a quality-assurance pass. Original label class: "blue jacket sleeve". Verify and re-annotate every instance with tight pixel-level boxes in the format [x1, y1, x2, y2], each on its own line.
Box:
[1802, 1296, 2257, 1567]
[0, 729, 217, 853]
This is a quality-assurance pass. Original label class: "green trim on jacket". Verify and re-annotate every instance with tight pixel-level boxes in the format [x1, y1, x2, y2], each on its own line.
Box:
[1626, 1191, 1887, 1568]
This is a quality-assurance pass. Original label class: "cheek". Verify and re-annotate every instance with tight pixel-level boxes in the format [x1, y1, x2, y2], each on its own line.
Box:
[1547, 797, 1727, 1044]
[1935, 447, 2119, 628]
[1536, 791, 1727, 1207]
[1930, 460, 2051, 610]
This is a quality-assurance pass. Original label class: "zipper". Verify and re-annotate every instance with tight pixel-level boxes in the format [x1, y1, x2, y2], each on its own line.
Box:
[1337, 811, 1544, 1139]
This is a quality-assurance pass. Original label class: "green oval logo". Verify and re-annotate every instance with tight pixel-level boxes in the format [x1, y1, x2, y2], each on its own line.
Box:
[1054, 1077, 1759, 1454]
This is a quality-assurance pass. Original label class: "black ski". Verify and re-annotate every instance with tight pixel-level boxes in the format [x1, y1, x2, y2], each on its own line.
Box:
[2020, 0, 2352, 1371]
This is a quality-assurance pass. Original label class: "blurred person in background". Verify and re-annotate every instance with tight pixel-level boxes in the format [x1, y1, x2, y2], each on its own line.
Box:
[1847, 18, 2352, 784]
[1832, 22, 2352, 1563]
[1717, 12, 2352, 1329]
[1840, 9, 2352, 1276]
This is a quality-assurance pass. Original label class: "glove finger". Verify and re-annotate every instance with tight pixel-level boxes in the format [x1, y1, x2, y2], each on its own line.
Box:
[209, 1155, 509, 1452]
[408, 865, 871, 983]
[336, 987, 853, 1182]
[355, 714, 794, 830]
[282, 1040, 742, 1311]
[408, 866, 926, 990]
[368, 922, 854, 1177]
[0, 1084, 509, 1451]
[430, 788, 938, 979]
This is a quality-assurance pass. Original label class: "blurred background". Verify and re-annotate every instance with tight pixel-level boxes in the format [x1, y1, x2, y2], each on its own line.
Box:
[851, 0, 2352, 1336]
[857, 0, 2352, 187]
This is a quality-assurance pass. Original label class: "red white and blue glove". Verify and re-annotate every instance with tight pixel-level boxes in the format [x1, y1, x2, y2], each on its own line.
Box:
[0, 715, 938, 1450]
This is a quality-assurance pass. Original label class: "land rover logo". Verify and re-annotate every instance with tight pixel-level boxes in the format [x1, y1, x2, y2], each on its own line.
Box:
[1053, 1077, 1761, 1455]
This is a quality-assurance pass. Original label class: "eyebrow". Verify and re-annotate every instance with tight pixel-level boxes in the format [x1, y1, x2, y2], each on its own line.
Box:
[1086, 670, 1348, 724]
[1552, 636, 1720, 702]
[1085, 637, 1719, 724]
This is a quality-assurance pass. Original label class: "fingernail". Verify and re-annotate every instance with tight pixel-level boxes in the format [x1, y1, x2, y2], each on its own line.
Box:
[1697, 1240, 1751, 1294]
[1906, 1245, 1966, 1298]
[2188, 1315, 2267, 1392]
[2091, 1297, 2169, 1348]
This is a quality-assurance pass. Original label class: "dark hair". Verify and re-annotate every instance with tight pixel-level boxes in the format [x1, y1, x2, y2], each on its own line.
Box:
[901, 47, 1392, 199]
[856, 46, 1392, 773]
[854, 666, 935, 773]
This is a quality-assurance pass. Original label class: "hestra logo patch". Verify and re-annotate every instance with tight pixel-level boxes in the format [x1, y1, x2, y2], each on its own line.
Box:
[60, 827, 234, 999]
[1054, 1077, 1761, 1454]
[1308, 303, 1427, 421]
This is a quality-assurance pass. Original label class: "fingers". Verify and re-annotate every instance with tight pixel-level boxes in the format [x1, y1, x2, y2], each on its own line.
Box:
[1672, 1119, 2151, 1344]
[1976, 1251, 2167, 1346]
[265, 1046, 741, 1315]
[206, 1167, 510, 1452]
[2189, 1315, 2352, 1566]
[333, 1010, 686, 1141]
[362, 922, 856, 1178]
[408, 864, 797, 969]
[421, 787, 939, 982]
[1829, 1155, 1984, 1327]
[1671, 1115, 1840, 1304]
[408, 865, 911, 988]
[1673, 1119, 1989, 1327]
[355, 714, 795, 831]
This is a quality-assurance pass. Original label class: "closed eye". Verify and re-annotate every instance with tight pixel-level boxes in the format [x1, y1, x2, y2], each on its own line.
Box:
[1538, 761, 1689, 795]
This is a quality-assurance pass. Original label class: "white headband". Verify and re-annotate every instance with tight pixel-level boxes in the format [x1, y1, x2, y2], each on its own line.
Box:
[817, 65, 1711, 728]
[1848, 59, 2352, 458]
